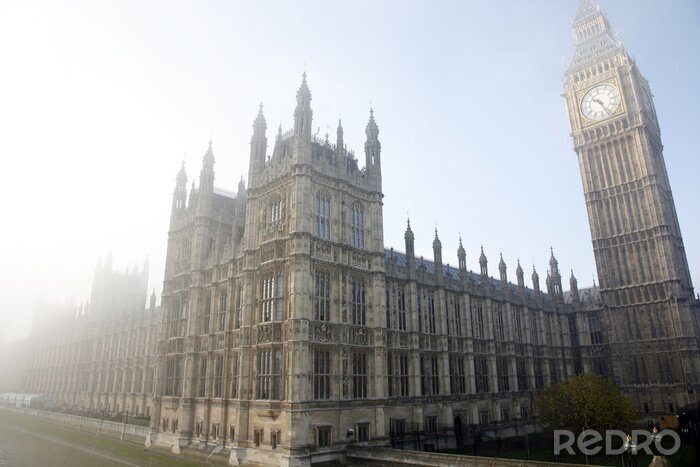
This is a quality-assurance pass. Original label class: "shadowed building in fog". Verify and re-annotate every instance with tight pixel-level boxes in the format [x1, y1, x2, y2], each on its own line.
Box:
[22, 257, 160, 417]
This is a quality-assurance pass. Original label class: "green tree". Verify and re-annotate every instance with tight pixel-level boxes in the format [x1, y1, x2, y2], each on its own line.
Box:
[536, 374, 638, 433]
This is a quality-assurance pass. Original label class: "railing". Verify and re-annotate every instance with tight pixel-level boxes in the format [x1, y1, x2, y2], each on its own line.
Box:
[0, 405, 148, 440]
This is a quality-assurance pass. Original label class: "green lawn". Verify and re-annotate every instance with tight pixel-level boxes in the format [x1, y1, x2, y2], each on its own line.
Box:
[0, 409, 202, 467]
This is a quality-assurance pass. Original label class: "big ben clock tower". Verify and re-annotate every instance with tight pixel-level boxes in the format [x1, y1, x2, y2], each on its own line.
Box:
[564, 0, 700, 410]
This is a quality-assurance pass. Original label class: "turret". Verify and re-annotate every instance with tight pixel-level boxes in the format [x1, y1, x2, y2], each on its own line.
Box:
[479, 246, 488, 277]
[499, 253, 507, 283]
[457, 238, 466, 275]
[432, 229, 442, 266]
[364, 108, 381, 172]
[549, 247, 563, 298]
[293, 72, 312, 162]
[249, 103, 267, 184]
[570, 270, 580, 304]
[150, 289, 157, 310]
[516, 259, 524, 288]
[532, 265, 540, 292]
[172, 161, 187, 212]
[404, 218, 415, 257]
[336, 119, 344, 157]
[404, 219, 415, 279]
[200, 140, 215, 193]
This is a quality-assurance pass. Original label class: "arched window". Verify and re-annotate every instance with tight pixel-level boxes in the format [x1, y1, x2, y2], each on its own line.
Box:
[315, 192, 331, 240]
[270, 196, 282, 225]
[351, 203, 364, 249]
[261, 271, 284, 322]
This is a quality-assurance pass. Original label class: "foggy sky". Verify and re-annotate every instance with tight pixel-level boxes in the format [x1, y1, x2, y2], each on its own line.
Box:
[1, 0, 699, 343]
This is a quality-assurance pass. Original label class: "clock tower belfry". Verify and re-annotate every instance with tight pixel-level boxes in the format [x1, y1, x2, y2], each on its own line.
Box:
[564, 0, 700, 408]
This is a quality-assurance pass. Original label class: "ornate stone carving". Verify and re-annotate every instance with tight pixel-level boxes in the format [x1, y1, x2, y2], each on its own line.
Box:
[352, 327, 368, 345]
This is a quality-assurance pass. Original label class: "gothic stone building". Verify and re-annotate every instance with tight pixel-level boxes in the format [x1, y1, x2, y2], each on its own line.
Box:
[146, 4, 700, 465]
[11, 1, 700, 466]
[22, 257, 160, 417]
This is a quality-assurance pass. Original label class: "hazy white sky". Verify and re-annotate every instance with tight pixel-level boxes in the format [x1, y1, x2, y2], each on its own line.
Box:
[1, 0, 698, 343]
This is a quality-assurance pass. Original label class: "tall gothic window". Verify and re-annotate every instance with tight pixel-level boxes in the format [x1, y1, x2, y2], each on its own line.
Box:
[453, 299, 462, 337]
[165, 356, 183, 397]
[568, 316, 580, 347]
[398, 354, 409, 397]
[430, 356, 440, 395]
[427, 294, 436, 334]
[315, 192, 330, 240]
[214, 355, 224, 398]
[261, 272, 284, 322]
[531, 312, 540, 345]
[231, 353, 239, 398]
[397, 286, 406, 331]
[257, 349, 281, 400]
[218, 290, 227, 332]
[203, 296, 211, 334]
[169, 297, 188, 338]
[351, 279, 366, 326]
[588, 316, 604, 344]
[475, 356, 489, 393]
[450, 356, 466, 394]
[516, 357, 529, 391]
[497, 356, 510, 392]
[352, 351, 368, 399]
[494, 305, 505, 341]
[514, 310, 523, 343]
[314, 270, 330, 321]
[534, 363, 544, 389]
[417, 292, 423, 333]
[420, 355, 439, 396]
[351, 203, 364, 249]
[313, 349, 331, 400]
[269, 196, 282, 226]
[197, 356, 207, 397]
[472, 300, 484, 339]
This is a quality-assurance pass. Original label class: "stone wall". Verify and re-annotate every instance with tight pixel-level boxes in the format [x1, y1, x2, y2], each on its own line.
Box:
[345, 445, 595, 467]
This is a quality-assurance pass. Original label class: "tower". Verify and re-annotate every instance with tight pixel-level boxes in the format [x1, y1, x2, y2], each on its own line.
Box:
[564, 0, 699, 406]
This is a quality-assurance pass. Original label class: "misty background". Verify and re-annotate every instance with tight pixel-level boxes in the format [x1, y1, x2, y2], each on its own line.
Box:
[1, 0, 698, 344]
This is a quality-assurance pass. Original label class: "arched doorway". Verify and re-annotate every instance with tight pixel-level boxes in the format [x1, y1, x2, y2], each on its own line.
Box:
[454, 416, 464, 449]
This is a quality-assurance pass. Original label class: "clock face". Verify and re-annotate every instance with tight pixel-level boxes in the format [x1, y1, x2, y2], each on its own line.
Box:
[580, 84, 621, 121]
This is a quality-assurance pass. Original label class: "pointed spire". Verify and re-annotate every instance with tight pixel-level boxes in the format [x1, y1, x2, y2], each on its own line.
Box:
[532, 265, 540, 292]
[254, 102, 266, 130]
[569, 0, 618, 71]
[570, 269, 580, 304]
[458, 237, 466, 273]
[296, 71, 312, 107]
[479, 246, 488, 276]
[516, 259, 524, 288]
[365, 107, 381, 169]
[176, 160, 187, 186]
[574, 0, 599, 23]
[250, 102, 268, 179]
[200, 139, 215, 192]
[294, 72, 313, 151]
[149, 288, 157, 310]
[499, 252, 507, 283]
[336, 119, 344, 156]
[432, 228, 442, 265]
[404, 217, 415, 262]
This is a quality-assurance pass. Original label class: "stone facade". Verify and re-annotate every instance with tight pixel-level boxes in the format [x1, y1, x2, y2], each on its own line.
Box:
[22, 258, 160, 417]
[562, 0, 700, 412]
[9, 2, 700, 467]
